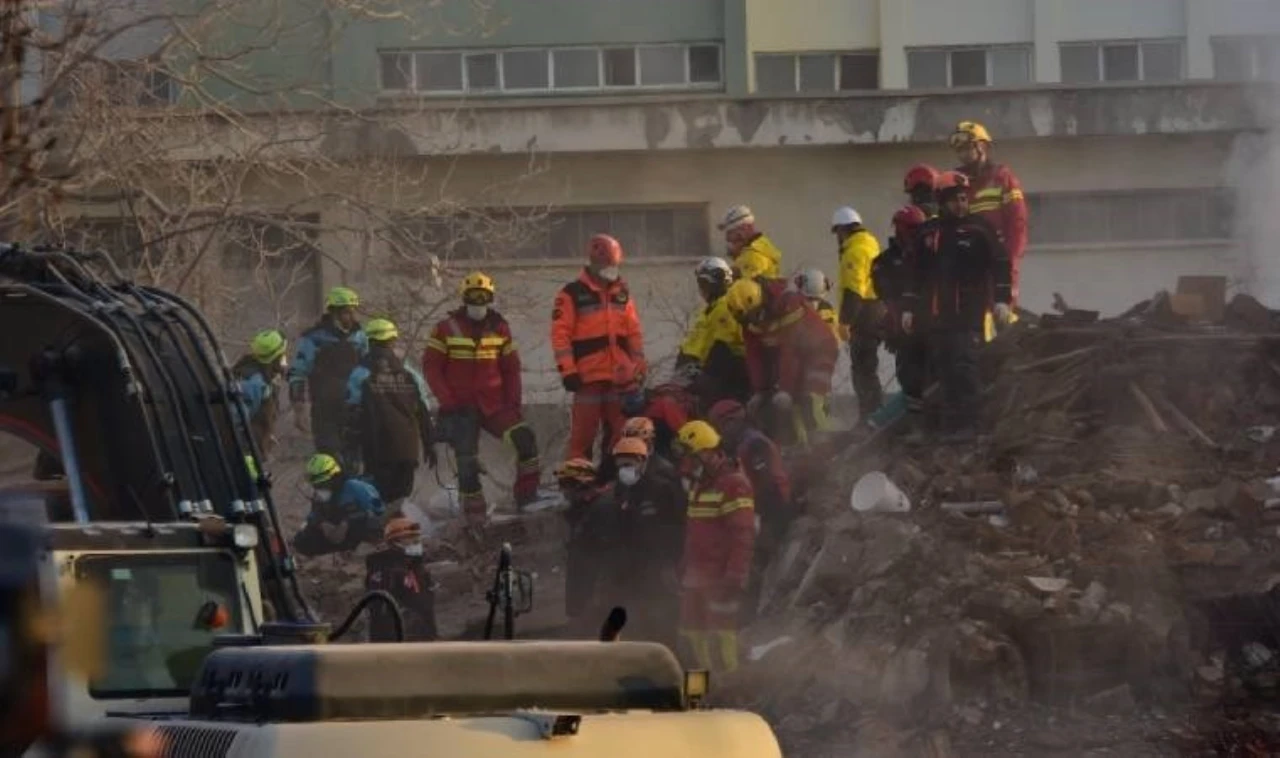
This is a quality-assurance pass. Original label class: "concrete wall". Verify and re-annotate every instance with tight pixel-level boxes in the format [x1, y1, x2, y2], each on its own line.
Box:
[900, 0, 1033, 47]
[1047, 0, 1186, 42]
[745, 0, 880, 52]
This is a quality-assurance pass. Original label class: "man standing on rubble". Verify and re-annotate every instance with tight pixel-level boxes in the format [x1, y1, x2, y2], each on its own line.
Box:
[678, 257, 748, 406]
[673, 420, 756, 674]
[718, 205, 782, 280]
[901, 171, 1013, 438]
[232, 329, 288, 460]
[832, 206, 884, 418]
[552, 234, 647, 460]
[424, 272, 541, 524]
[341, 318, 435, 514]
[950, 121, 1028, 310]
[365, 517, 438, 641]
[290, 287, 369, 455]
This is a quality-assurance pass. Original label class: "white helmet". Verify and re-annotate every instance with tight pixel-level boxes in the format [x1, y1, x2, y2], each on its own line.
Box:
[831, 206, 862, 228]
[695, 256, 733, 285]
[793, 268, 831, 299]
[718, 204, 755, 232]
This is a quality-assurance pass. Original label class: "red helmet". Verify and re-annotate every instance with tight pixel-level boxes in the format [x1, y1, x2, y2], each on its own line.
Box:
[935, 170, 971, 193]
[707, 399, 747, 428]
[892, 205, 928, 240]
[903, 164, 939, 193]
[587, 234, 623, 267]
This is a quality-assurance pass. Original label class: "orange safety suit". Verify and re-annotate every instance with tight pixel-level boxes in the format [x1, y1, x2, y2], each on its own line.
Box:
[551, 269, 646, 459]
[743, 280, 839, 398]
[679, 455, 756, 673]
[961, 162, 1028, 303]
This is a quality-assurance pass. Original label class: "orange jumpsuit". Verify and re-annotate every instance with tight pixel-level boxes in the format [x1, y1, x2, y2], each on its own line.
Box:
[961, 162, 1028, 303]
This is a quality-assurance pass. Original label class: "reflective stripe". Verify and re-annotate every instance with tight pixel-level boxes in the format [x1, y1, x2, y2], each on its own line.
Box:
[425, 338, 448, 353]
[777, 309, 805, 328]
[696, 492, 725, 503]
[502, 341, 517, 356]
[479, 336, 507, 347]
[687, 506, 722, 519]
[445, 351, 501, 360]
[971, 202, 1001, 213]
[974, 188, 1002, 199]
[1004, 189, 1025, 203]
[720, 497, 753, 514]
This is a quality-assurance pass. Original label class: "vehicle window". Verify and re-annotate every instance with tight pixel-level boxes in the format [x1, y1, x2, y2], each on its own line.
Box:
[75, 551, 242, 698]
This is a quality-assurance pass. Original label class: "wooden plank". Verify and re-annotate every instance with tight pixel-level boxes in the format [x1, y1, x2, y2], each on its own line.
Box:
[1012, 346, 1099, 373]
[1128, 382, 1169, 433]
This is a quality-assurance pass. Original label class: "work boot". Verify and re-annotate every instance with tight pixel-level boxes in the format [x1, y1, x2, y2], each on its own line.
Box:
[460, 490, 488, 526]
[513, 466, 541, 508]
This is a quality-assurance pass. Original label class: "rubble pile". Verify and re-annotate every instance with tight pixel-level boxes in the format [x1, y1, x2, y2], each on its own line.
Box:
[725, 294, 1280, 756]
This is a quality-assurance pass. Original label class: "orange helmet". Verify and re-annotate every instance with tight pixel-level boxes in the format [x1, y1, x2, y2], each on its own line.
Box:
[554, 458, 597, 485]
[384, 517, 421, 543]
[622, 416, 656, 442]
[935, 170, 971, 193]
[587, 234, 623, 267]
[903, 164, 939, 194]
[612, 436, 650, 459]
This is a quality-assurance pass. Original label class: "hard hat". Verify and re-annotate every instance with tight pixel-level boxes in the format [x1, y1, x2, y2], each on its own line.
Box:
[612, 436, 650, 459]
[935, 170, 971, 193]
[903, 164, 940, 193]
[306, 453, 341, 485]
[676, 420, 721, 454]
[724, 278, 764, 317]
[621, 416, 656, 442]
[249, 329, 287, 364]
[949, 120, 993, 148]
[364, 318, 399, 342]
[793, 268, 831, 299]
[325, 286, 360, 309]
[587, 234, 623, 267]
[460, 271, 495, 297]
[384, 517, 421, 543]
[830, 206, 862, 228]
[707, 399, 747, 428]
[717, 204, 755, 232]
[695, 256, 734, 285]
[892, 205, 929, 237]
[554, 458, 597, 485]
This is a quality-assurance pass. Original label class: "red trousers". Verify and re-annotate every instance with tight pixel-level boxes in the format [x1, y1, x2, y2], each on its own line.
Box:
[568, 383, 625, 460]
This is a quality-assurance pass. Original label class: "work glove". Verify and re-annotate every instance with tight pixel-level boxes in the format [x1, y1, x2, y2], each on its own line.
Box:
[771, 391, 793, 412]
[561, 373, 583, 393]
[746, 392, 767, 418]
[994, 303, 1013, 325]
[901, 312, 914, 334]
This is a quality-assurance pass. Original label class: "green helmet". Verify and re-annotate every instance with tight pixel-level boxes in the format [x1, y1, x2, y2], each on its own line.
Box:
[249, 329, 287, 364]
[325, 286, 360, 309]
[365, 318, 399, 342]
[305, 453, 341, 485]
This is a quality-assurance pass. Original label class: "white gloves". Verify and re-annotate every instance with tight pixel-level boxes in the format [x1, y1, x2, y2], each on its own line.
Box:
[994, 303, 1013, 325]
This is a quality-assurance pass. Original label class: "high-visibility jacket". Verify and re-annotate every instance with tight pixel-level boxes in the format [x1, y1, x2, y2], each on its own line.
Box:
[836, 227, 881, 328]
[744, 280, 839, 396]
[679, 295, 747, 394]
[734, 234, 783, 280]
[681, 458, 756, 590]
[551, 270, 646, 388]
[960, 162, 1028, 297]
[423, 308, 521, 417]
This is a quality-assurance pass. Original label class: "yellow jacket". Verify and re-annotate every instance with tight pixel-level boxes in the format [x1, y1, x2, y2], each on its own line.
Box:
[836, 228, 881, 320]
[735, 235, 782, 279]
[680, 296, 745, 363]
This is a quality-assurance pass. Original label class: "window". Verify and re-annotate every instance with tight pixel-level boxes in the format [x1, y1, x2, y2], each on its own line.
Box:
[1026, 189, 1234, 246]
[222, 216, 322, 329]
[379, 43, 722, 95]
[1212, 36, 1280, 81]
[395, 205, 709, 261]
[1059, 40, 1185, 83]
[906, 47, 1030, 89]
[55, 218, 147, 269]
[753, 51, 881, 93]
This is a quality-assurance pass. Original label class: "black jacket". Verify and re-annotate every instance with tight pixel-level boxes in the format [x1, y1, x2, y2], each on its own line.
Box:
[904, 214, 1012, 332]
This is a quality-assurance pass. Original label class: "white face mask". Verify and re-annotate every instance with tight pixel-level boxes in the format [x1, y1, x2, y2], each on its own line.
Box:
[466, 305, 488, 321]
[617, 466, 641, 487]
[312, 488, 333, 503]
[597, 266, 620, 282]
[401, 542, 424, 557]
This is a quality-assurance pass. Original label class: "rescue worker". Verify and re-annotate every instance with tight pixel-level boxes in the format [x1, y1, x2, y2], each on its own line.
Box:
[621, 382, 696, 461]
[950, 121, 1028, 308]
[673, 421, 755, 674]
[293, 453, 384, 557]
[289, 287, 369, 454]
[902, 171, 1013, 438]
[232, 329, 288, 459]
[607, 436, 685, 648]
[792, 269, 842, 342]
[832, 206, 884, 418]
[706, 399, 790, 625]
[365, 517, 438, 641]
[724, 277, 839, 446]
[718, 205, 782, 280]
[424, 272, 541, 523]
[341, 318, 435, 512]
[556, 458, 611, 636]
[677, 257, 747, 406]
[876, 166, 940, 413]
[551, 234, 647, 461]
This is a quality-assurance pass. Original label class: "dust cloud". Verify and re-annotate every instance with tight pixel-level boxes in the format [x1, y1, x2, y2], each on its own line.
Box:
[1228, 35, 1280, 301]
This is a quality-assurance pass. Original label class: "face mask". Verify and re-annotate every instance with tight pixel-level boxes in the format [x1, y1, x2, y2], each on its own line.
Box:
[597, 266, 620, 282]
[401, 542, 424, 557]
[466, 304, 488, 321]
[617, 466, 641, 487]
[312, 488, 333, 503]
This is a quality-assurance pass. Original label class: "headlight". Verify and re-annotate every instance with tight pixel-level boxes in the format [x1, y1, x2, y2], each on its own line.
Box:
[232, 524, 259, 550]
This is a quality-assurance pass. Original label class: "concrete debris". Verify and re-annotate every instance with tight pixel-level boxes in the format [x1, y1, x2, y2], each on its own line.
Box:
[1025, 576, 1069, 594]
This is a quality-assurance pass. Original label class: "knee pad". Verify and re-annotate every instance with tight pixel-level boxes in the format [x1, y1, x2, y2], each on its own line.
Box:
[503, 423, 538, 460]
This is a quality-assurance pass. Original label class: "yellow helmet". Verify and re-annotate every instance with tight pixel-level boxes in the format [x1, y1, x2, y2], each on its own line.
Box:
[249, 329, 287, 363]
[365, 318, 399, 342]
[306, 453, 341, 485]
[460, 271, 495, 297]
[724, 278, 764, 317]
[676, 420, 721, 454]
[949, 120, 993, 148]
[325, 286, 360, 309]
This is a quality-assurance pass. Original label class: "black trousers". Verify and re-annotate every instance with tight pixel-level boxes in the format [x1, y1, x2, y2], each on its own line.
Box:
[894, 337, 930, 403]
[850, 336, 883, 417]
[926, 330, 982, 431]
[366, 459, 417, 505]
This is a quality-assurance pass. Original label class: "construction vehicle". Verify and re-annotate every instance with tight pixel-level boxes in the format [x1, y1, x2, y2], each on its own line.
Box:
[0, 244, 783, 758]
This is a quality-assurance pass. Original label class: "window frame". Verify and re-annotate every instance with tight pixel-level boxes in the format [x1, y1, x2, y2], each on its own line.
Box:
[377, 43, 724, 96]
[1211, 35, 1280, 81]
[905, 45, 1033, 89]
[1026, 188, 1234, 248]
[753, 50, 881, 93]
[1058, 39, 1186, 84]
